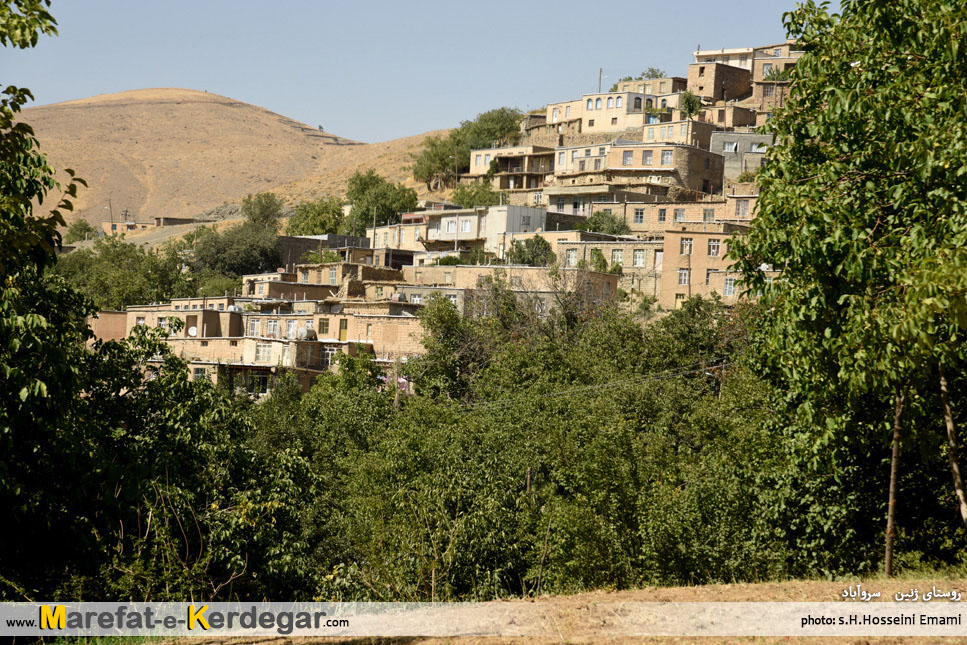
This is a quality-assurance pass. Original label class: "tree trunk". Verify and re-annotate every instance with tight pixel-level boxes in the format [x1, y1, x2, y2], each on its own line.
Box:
[939, 363, 967, 528]
[884, 389, 906, 577]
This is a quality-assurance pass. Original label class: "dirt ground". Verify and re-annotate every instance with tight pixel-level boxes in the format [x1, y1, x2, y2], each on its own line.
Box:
[167, 576, 967, 645]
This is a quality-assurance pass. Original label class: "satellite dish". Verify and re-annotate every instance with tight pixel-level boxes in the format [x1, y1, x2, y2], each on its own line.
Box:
[187, 326, 198, 337]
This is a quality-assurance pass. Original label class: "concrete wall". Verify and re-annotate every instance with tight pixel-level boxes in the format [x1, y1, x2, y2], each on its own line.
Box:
[710, 131, 773, 179]
[687, 62, 752, 102]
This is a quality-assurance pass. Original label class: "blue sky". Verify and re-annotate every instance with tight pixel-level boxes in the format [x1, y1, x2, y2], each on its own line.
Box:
[4, 0, 839, 143]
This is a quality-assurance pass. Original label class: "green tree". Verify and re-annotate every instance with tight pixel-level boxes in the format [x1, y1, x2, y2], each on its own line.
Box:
[63, 218, 96, 243]
[608, 68, 667, 91]
[732, 0, 967, 575]
[590, 248, 609, 273]
[506, 236, 556, 267]
[679, 90, 702, 121]
[301, 248, 343, 263]
[576, 211, 631, 235]
[343, 170, 418, 236]
[286, 195, 344, 236]
[241, 192, 284, 230]
[451, 181, 506, 208]
[412, 108, 522, 189]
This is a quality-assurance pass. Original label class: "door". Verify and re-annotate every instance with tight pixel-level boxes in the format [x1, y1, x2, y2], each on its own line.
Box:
[338, 319, 348, 341]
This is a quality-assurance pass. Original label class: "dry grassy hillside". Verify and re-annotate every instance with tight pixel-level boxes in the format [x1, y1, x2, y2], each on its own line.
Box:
[23, 88, 446, 229]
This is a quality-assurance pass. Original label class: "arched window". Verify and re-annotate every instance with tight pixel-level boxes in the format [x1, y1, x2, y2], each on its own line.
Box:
[616, 96, 623, 108]
[607, 97, 614, 108]
[595, 98, 602, 109]
[644, 98, 651, 109]
[587, 98, 593, 110]
[661, 99, 667, 108]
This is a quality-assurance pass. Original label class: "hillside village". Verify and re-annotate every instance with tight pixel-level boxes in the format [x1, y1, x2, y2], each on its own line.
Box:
[89, 39, 798, 395]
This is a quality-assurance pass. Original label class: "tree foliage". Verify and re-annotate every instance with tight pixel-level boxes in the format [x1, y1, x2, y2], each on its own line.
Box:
[608, 68, 667, 91]
[680, 90, 702, 120]
[732, 0, 967, 570]
[342, 170, 418, 237]
[576, 210, 631, 235]
[286, 195, 344, 236]
[506, 236, 556, 267]
[451, 181, 506, 208]
[412, 108, 522, 190]
[63, 218, 96, 243]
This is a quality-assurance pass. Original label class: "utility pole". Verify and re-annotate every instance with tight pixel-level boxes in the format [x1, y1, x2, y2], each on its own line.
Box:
[598, 67, 603, 93]
[372, 204, 377, 253]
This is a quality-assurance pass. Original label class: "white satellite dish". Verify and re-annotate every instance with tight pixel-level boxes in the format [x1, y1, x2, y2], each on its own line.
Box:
[187, 326, 198, 337]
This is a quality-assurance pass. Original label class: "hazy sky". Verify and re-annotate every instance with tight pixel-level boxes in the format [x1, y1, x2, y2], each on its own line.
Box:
[5, 0, 839, 143]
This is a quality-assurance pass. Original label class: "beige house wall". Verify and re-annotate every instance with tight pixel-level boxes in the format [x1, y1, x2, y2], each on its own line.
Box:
[642, 119, 715, 150]
[687, 62, 752, 102]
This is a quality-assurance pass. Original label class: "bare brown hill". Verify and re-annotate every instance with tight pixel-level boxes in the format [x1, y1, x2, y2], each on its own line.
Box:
[23, 88, 444, 230]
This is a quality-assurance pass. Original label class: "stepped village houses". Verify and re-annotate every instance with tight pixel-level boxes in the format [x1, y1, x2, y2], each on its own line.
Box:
[90, 39, 791, 395]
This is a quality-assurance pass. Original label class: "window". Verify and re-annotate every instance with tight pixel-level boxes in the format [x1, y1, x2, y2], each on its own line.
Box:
[329, 267, 337, 284]
[678, 268, 691, 285]
[594, 159, 601, 170]
[174, 305, 180, 310]
[680, 123, 687, 136]
[565, 105, 571, 117]
[633, 249, 645, 266]
[703, 208, 715, 222]
[475, 154, 482, 166]
[634, 208, 644, 224]
[647, 128, 654, 140]
[571, 149, 578, 160]
[718, 109, 725, 123]
[319, 318, 329, 334]
[366, 323, 372, 337]
[136, 316, 145, 326]
[658, 208, 666, 222]
[763, 85, 775, 97]
[248, 318, 260, 337]
[762, 62, 773, 75]
[552, 107, 559, 122]
[723, 141, 738, 153]
[558, 151, 565, 165]
[724, 278, 736, 296]
[680, 237, 693, 255]
[444, 271, 453, 284]
[447, 294, 457, 305]
[661, 150, 673, 165]
[579, 160, 586, 171]
[611, 117, 617, 125]
[705, 158, 710, 169]
[655, 250, 664, 269]
[595, 98, 602, 109]
[659, 126, 665, 139]
[674, 208, 686, 222]
[622, 150, 633, 165]
[708, 238, 721, 256]
[611, 249, 623, 265]
[773, 48, 781, 56]
[321, 346, 339, 368]
[266, 319, 279, 337]
[660, 99, 667, 108]
[587, 98, 593, 109]
[446, 220, 455, 233]
[461, 219, 471, 232]
[305, 319, 313, 331]
[192, 367, 208, 381]
[257, 284, 264, 295]
[410, 293, 422, 304]
[642, 150, 653, 165]
[522, 215, 531, 226]
[249, 374, 269, 395]
[698, 65, 705, 76]
[588, 119, 594, 127]
[607, 97, 614, 108]
[217, 303, 224, 311]
[376, 285, 384, 298]
[634, 97, 642, 110]
[736, 199, 750, 217]
[616, 96, 623, 107]
[255, 342, 272, 362]
[382, 232, 388, 246]
[301, 270, 309, 283]
[566, 249, 577, 266]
